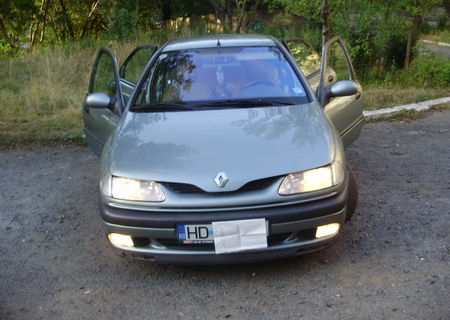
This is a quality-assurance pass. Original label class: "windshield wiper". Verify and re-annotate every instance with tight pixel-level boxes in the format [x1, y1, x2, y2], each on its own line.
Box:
[193, 99, 297, 108]
[132, 102, 194, 112]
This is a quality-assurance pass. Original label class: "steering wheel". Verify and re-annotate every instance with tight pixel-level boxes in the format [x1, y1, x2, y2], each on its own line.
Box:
[242, 79, 276, 90]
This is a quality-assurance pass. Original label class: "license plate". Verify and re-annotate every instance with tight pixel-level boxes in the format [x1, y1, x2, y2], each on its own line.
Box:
[177, 224, 214, 244]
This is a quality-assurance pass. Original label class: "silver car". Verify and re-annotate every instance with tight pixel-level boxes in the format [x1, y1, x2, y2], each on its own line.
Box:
[83, 34, 363, 264]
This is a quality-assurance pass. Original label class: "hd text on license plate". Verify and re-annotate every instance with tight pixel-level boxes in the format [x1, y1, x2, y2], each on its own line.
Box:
[177, 224, 214, 244]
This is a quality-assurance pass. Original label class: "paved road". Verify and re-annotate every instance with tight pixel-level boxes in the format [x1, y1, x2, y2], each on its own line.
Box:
[420, 40, 450, 58]
[1, 110, 449, 320]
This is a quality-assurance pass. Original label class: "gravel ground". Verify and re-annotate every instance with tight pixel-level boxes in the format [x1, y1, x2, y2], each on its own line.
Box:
[1, 110, 449, 320]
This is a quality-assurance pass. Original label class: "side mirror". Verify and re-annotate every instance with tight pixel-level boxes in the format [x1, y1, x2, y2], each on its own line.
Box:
[84, 92, 112, 109]
[327, 80, 358, 98]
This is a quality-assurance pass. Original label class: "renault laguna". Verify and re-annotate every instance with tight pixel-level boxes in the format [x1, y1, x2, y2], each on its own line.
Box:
[83, 34, 363, 263]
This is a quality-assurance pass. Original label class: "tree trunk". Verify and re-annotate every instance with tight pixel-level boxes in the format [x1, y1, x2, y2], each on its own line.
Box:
[79, 0, 101, 38]
[161, 2, 172, 24]
[30, 22, 38, 46]
[443, 0, 450, 14]
[58, 0, 75, 40]
[39, 0, 50, 42]
[0, 18, 14, 47]
[30, 0, 48, 46]
[225, 0, 233, 31]
[321, 0, 330, 47]
[234, 0, 248, 33]
[209, 0, 233, 31]
[405, 15, 422, 70]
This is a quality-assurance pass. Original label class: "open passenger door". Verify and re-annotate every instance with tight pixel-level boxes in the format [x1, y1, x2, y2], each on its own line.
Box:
[83, 48, 124, 156]
[317, 36, 363, 148]
[119, 45, 157, 102]
[83, 45, 157, 155]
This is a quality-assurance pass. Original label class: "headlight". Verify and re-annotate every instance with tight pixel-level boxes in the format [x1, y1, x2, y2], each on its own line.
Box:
[102, 175, 166, 202]
[278, 162, 344, 195]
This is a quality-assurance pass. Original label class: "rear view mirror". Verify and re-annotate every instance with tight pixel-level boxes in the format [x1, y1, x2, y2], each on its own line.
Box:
[84, 92, 112, 109]
[328, 80, 357, 98]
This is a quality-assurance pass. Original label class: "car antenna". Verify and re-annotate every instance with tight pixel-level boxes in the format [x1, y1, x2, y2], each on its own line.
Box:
[217, 39, 221, 47]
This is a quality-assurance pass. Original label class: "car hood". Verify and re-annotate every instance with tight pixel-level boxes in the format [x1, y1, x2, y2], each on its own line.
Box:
[108, 103, 336, 192]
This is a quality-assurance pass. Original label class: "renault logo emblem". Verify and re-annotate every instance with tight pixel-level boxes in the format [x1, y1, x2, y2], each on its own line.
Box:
[214, 172, 229, 188]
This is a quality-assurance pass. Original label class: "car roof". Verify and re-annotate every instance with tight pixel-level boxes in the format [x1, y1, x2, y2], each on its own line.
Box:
[162, 34, 277, 52]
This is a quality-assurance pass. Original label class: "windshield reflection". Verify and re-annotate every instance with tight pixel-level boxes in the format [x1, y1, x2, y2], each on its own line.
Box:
[135, 46, 307, 109]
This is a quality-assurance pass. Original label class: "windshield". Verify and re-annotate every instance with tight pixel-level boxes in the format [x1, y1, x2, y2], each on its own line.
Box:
[133, 46, 308, 111]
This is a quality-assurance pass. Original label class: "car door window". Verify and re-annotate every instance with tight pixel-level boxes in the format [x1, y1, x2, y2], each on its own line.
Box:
[318, 37, 357, 104]
[325, 40, 354, 86]
[90, 51, 117, 96]
[88, 48, 124, 115]
[120, 45, 157, 84]
[283, 38, 321, 78]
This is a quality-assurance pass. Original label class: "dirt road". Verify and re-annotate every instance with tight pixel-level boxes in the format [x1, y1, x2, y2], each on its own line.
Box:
[1, 110, 449, 320]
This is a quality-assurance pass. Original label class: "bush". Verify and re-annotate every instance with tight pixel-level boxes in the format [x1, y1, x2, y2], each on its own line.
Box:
[437, 16, 448, 31]
[247, 18, 267, 33]
[409, 55, 450, 87]
[360, 54, 450, 89]
[108, 9, 137, 41]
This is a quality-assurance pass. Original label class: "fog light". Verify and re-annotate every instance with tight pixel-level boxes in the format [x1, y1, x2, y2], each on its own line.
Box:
[108, 233, 134, 247]
[315, 223, 340, 239]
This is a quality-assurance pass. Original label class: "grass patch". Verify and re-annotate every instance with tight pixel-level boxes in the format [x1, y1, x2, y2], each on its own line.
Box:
[0, 46, 92, 149]
[372, 109, 428, 122]
[362, 54, 450, 110]
[431, 101, 450, 111]
[364, 87, 450, 110]
[0, 135, 86, 151]
[365, 102, 450, 123]
[421, 30, 450, 44]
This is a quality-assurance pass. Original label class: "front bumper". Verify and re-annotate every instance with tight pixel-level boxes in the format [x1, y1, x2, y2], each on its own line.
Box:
[100, 178, 349, 264]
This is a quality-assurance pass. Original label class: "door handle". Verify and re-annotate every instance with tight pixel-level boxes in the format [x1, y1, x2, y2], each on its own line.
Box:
[356, 92, 361, 100]
[328, 75, 334, 82]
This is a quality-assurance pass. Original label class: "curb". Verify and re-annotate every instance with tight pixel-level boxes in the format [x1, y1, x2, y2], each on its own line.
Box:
[420, 39, 450, 48]
[363, 96, 450, 120]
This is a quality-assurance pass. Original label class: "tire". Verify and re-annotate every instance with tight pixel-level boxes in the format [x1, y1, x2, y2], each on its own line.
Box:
[346, 166, 358, 221]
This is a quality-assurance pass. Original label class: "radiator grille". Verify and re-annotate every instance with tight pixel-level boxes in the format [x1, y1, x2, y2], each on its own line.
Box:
[163, 176, 280, 194]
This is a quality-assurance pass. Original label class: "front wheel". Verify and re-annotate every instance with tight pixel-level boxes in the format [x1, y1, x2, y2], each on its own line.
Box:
[346, 166, 358, 221]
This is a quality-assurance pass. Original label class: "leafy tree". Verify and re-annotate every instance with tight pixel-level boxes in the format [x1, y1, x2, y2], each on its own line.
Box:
[0, 0, 36, 48]
[401, 0, 442, 68]
[209, 0, 261, 32]
[107, 8, 135, 40]
[268, 0, 443, 71]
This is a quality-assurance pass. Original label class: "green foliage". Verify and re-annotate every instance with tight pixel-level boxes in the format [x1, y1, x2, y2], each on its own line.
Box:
[107, 9, 137, 41]
[269, 0, 321, 20]
[0, 40, 16, 58]
[0, 0, 37, 45]
[247, 18, 267, 33]
[266, 0, 448, 75]
[437, 15, 448, 30]
[361, 54, 450, 89]
[269, 12, 293, 38]
[409, 55, 450, 87]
